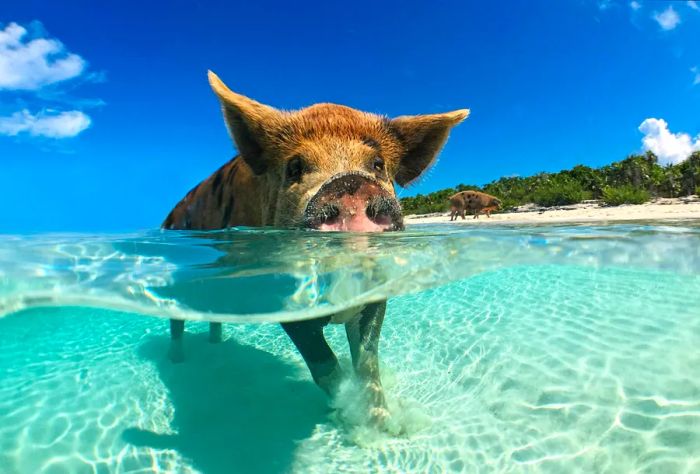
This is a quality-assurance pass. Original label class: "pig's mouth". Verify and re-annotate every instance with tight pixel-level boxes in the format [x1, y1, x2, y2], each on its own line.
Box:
[303, 173, 404, 232]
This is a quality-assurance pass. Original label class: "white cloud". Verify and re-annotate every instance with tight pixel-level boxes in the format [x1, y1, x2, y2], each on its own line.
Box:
[630, 1, 641, 11]
[689, 1, 700, 12]
[638, 118, 700, 165]
[0, 109, 91, 138]
[692, 66, 700, 85]
[0, 22, 86, 90]
[0, 22, 98, 141]
[653, 6, 681, 30]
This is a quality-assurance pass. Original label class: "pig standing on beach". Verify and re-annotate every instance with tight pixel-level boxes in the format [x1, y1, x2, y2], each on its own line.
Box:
[449, 190, 501, 220]
[162, 71, 469, 429]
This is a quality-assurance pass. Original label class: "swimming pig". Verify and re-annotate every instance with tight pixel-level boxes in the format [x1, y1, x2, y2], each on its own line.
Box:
[449, 190, 501, 220]
[163, 71, 469, 428]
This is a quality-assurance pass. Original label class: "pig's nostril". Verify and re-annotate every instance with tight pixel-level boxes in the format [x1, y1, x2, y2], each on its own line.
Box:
[366, 200, 390, 223]
[303, 202, 341, 229]
[320, 204, 340, 224]
[365, 196, 404, 231]
[366, 203, 378, 219]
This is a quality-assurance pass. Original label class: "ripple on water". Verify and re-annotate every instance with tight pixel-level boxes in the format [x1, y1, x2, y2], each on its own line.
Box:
[0, 264, 699, 473]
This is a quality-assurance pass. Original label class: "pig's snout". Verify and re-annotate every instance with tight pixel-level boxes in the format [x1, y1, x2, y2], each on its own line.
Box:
[303, 173, 404, 232]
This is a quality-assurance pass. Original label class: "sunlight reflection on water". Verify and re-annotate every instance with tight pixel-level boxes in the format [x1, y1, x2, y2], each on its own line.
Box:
[1, 221, 699, 323]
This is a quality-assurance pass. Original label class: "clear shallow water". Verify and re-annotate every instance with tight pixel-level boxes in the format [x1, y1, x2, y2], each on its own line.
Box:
[2, 223, 700, 322]
[1, 223, 699, 473]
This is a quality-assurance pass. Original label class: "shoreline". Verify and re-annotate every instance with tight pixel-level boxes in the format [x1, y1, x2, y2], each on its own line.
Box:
[404, 197, 700, 225]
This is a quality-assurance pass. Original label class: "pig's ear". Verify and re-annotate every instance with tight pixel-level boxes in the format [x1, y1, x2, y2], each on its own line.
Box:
[208, 70, 281, 174]
[389, 109, 469, 187]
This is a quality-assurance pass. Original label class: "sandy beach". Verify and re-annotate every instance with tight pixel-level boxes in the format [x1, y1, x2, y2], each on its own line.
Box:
[405, 197, 700, 225]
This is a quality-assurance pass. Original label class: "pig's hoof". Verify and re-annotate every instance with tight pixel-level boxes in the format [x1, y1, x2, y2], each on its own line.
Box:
[369, 406, 401, 435]
[317, 367, 345, 397]
[369, 406, 390, 422]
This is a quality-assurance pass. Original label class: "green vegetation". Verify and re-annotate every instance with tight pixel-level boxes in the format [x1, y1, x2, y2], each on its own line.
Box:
[400, 151, 700, 215]
[531, 175, 590, 207]
[602, 185, 651, 206]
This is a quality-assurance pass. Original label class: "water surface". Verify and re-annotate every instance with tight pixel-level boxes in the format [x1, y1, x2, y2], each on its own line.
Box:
[1, 222, 699, 473]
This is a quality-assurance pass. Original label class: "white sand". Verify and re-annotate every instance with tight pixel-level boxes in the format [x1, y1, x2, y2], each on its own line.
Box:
[404, 197, 700, 225]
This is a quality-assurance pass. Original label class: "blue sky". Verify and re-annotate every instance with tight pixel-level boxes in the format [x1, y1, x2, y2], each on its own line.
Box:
[1, 0, 699, 232]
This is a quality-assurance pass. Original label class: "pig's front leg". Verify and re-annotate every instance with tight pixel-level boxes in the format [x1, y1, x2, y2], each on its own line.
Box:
[345, 301, 390, 426]
[281, 316, 343, 396]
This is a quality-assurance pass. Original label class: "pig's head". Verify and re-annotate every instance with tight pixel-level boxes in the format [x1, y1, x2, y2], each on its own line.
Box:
[208, 71, 469, 232]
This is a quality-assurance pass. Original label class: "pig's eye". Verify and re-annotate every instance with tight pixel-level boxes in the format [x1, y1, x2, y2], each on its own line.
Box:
[373, 156, 385, 173]
[286, 155, 304, 183]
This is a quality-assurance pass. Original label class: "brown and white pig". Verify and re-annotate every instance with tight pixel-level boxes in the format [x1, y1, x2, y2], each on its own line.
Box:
[162, 71, 469, 428]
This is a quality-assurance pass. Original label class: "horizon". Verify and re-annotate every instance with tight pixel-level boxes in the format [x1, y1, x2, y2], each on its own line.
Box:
[2, 0, 700, 232]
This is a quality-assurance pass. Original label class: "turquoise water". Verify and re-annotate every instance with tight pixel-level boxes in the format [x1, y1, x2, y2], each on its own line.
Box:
[1, 223, 699, 473]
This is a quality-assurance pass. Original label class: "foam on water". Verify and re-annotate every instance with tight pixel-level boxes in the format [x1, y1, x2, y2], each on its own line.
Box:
[1, 263, 699, 472]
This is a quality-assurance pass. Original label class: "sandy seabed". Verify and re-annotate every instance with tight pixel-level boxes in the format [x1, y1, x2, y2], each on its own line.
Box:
[405, 197, 700, 225]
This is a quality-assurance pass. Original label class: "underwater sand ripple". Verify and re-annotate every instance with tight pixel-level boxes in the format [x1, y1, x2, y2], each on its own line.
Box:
[2, 264, 697, 472]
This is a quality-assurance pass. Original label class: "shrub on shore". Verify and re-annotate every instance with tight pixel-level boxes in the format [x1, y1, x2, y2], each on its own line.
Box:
[531, 176, 590, 207]
[602, 185, 650, 206]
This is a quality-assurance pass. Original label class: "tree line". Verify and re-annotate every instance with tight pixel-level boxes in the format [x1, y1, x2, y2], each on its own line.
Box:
[400, 151, 700, 215]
